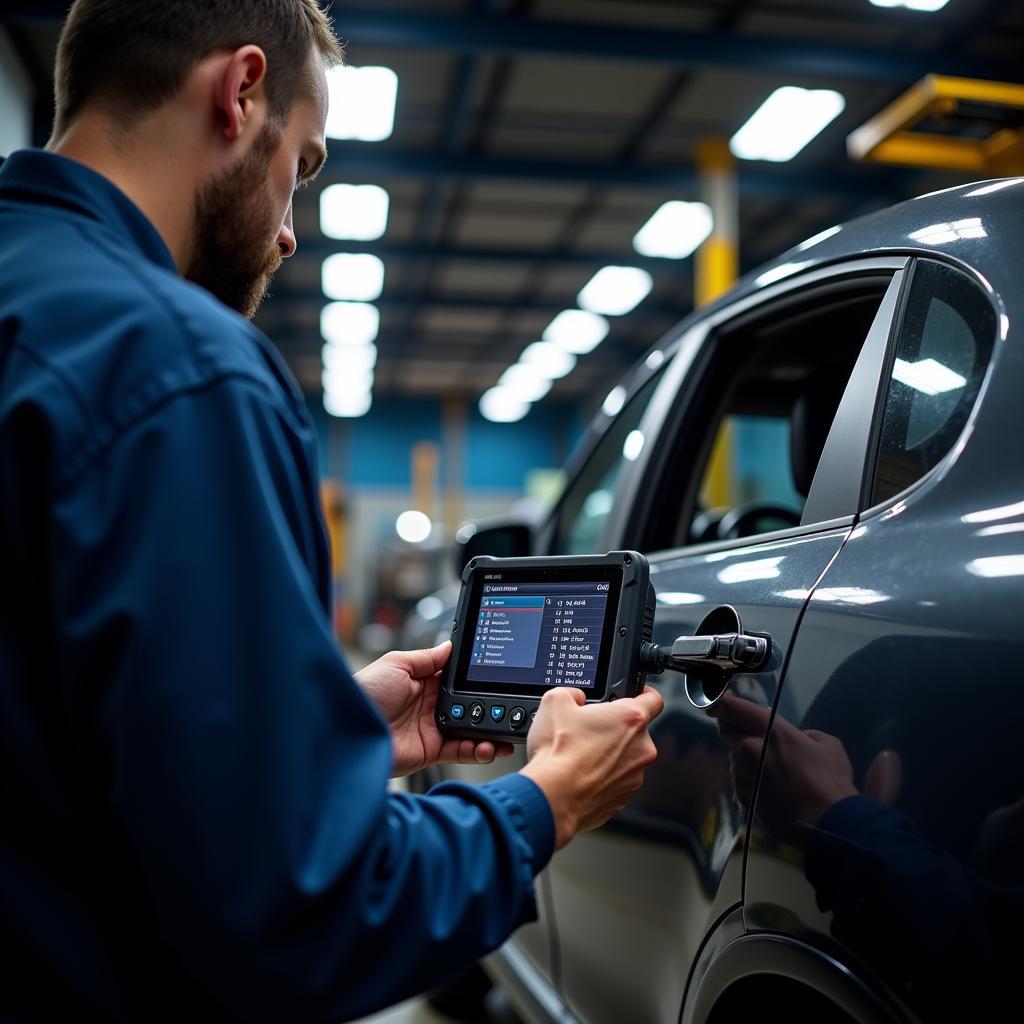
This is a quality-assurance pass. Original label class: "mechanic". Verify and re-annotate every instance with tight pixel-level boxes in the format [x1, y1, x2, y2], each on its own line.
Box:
[0, 2, 664, 1021]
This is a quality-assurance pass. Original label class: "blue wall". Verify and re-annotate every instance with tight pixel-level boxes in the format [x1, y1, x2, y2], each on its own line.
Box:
[308, 395, 585, 492]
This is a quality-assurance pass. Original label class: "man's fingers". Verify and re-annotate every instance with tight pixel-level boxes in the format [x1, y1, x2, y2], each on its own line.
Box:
[469, 740, 495, 764]
[392, 641, 452, 680]
[441, 739, 515, 765]
[545, 686, 586, 707]
[632, 684, 665, 723]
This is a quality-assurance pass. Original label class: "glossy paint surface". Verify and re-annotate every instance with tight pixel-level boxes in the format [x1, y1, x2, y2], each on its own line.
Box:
[548, 527, 849, 1024]
[743, 184, 1024, 1022]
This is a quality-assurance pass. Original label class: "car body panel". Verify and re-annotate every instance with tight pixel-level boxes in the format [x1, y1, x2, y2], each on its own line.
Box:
[549, 524, 850, 1024]
[745, 400, 1024, 1021]
[744, 198, 1024, 1021]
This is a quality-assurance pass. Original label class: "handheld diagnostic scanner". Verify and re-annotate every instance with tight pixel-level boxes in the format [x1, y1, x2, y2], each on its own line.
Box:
[436, 551, 772, 744]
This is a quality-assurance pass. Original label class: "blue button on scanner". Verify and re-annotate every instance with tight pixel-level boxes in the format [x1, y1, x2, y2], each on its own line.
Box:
[490, 705, 506, 723]
[450, 704, 465, 720]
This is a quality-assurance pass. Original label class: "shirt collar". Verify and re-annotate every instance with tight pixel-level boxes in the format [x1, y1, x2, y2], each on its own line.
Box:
[0, 148, 177, 274]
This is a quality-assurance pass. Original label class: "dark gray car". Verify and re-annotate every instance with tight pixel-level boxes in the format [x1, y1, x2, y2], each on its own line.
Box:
[415, 178, 1023, 1024]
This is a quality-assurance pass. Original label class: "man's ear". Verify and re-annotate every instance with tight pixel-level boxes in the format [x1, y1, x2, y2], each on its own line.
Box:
[217, 45, 269, 142]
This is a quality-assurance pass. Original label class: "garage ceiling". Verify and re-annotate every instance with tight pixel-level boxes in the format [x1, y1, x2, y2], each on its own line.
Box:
[5, 0, 1024, 410]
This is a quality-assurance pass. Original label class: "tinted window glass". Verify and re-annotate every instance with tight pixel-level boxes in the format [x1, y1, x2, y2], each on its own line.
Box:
[871, 261, 996, 506]
[555, 371, 662, 554]
[690, 415, 804, 542]
[666, 278, 891, 546]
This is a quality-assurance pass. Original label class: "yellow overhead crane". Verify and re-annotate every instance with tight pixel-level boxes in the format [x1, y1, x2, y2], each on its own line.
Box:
[848, 75, 1024, 176]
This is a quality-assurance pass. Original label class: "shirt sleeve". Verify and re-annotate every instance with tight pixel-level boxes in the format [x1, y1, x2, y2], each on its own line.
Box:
[48, 373, 554, 1023]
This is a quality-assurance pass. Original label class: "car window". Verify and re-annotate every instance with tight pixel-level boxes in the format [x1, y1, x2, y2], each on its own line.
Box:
[554, 371, 662, 554]
[691, 414, 804, 542]
[646, 275, 895, 548]
[870, 261, 997, 507]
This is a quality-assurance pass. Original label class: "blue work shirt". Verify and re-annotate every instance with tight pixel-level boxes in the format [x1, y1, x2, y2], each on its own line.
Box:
[0, 149, 554, 1023]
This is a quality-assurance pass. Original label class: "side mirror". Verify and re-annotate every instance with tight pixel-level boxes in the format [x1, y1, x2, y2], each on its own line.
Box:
[454, 520, 532, 577]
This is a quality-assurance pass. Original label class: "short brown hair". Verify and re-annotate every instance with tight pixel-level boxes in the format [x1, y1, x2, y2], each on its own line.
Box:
[54, 0, 344, 135]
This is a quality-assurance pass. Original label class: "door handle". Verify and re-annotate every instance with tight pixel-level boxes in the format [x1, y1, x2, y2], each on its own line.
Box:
[641, 604, 773, 709]
[668, 632, 770, 674]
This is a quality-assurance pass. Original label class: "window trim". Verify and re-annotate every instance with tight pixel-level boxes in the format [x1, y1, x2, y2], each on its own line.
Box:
[800, 268, 911, 526]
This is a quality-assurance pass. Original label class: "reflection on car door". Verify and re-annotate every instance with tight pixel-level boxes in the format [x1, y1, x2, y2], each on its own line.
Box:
[546, 268, 909, 1024]
[745, 259, 1019, 1022]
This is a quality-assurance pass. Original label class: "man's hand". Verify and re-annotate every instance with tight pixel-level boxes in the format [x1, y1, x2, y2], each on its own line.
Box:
[521, 686, 665, 849]
[356, 642, 514, 777]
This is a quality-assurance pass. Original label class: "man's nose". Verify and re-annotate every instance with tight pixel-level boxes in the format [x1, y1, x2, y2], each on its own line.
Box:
[277, 204, 297, 259]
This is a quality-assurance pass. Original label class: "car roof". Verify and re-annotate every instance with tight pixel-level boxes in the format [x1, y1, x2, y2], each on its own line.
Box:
[722, 176, 1024, 317]
[560, 177, 1023, 488]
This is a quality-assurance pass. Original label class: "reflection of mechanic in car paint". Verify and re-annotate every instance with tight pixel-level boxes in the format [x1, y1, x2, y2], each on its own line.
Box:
[711, 692, 1023, 1021]
[619, 711, 738, 888]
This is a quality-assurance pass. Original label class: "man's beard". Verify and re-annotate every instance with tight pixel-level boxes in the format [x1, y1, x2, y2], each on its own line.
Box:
[186, 122, 284, 320]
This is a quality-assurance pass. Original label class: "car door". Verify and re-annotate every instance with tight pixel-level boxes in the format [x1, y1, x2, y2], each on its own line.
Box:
[542, 261, 911, 1024]
[744, 257, 1020, 1023]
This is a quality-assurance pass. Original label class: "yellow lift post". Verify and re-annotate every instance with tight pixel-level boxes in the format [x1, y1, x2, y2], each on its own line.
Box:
[848, 75, 1024, 175]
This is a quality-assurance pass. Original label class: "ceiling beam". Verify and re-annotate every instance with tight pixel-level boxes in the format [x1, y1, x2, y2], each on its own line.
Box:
[330, 9, 1014, 84]
[326, 145, 911, 201]
[290, 239, 699, 274]
[6, 6, 1016, 84]
[258, 291, 687, 323]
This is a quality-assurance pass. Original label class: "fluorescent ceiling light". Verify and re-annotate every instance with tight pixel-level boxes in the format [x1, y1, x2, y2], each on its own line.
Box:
[322, 342, 377, 373]
[633, 201, 713, 259]
[965, 179, 1024, 198]
[909, 218, 987, 245]
[320, 184, 390, 241]
[325, 65, 398, 142]
[396, 510, 432, 544]
[583, 490, 613, 518]
[730, 86, 846, 162]
[416, 595, 445, 620]
[658, 592, 705, 605]
[519, 342, 576, 380]
[322, 367, 374, 396]
[796, 225, 842, 251]
[578, 266, 653, 316]
[967, 555, 1024, 578]
[869, 0, 949, 10]
[479, 387, 530, 423]
[892, 357, 967, 396]
[755, 260, 814, 288]
[321, 302, 380, 346]
[498, 365, 553, 403]
[324, 391, 372, 418]
[322, 254, 385, 302]
[622, 429, 645, 462]
[717, 556, 784, 585]
[543, 309, 610, 355]
[962, 499, 1024, 524]
[602, 386, 627, 417]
